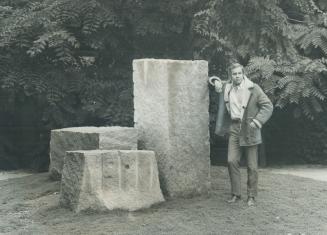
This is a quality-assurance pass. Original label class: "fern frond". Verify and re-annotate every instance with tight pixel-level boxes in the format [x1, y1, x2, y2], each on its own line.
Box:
[304, 60, 327, 73]
[297, 27, 327, 57]
[246, 56, 276, 79]
[277, 76, 295, 89]
[310, 86, 325, 100]
[310, 96, 323, 112]
[319, 37, 327, 55]
[302, 86, 312, 98]
[275, 97, 288, 108]
[301, 99, 314, 120]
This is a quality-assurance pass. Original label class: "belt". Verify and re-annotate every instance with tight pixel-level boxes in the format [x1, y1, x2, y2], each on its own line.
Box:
[231, 119, 241, 123]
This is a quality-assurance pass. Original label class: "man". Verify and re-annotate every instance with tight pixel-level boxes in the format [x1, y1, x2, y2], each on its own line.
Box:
[210, 63, 273, 206]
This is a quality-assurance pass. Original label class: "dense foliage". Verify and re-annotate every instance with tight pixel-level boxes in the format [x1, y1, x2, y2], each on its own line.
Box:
[0, 0, 135, 169]
[0, 0, 326, 169]
[193, 0, 327, 164]
[193, 0, 327, 119]
[0, 0, 199, 169]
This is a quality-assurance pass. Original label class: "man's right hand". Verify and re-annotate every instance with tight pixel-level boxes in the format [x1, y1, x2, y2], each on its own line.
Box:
[214, 80, 223, 93]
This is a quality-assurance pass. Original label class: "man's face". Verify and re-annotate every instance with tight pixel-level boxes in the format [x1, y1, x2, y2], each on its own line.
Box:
[231, 66, 244, 86]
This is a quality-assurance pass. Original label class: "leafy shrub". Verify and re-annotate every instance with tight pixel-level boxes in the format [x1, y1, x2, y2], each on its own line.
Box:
[0, 0, 327, 169]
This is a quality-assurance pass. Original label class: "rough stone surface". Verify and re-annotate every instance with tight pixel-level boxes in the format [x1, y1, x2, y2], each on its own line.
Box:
[133, 59, 211, 197]
[60, 150, 164, 212]
[49, 126, 137, 180]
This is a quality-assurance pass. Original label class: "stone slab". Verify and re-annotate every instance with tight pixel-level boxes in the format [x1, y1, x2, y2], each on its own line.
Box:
[60, 150, 164, 212]
[49, 126, 137, 180]
[133, 59, 211, 197]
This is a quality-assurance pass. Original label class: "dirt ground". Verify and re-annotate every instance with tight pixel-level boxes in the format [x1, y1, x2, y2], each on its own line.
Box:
[0, 166, 327, 235]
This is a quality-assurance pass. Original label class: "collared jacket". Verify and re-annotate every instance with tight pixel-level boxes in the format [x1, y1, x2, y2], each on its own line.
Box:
[215, 76, 273, 146]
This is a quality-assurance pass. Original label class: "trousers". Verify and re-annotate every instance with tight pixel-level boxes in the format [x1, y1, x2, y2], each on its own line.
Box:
[227, 121, 258, 198]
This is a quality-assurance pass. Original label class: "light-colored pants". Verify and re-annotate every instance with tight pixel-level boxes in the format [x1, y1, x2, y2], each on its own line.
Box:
[227, 122, 258, 198]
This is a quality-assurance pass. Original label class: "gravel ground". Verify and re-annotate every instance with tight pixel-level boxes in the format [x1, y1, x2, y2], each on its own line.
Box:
[0, 166, 326, 235]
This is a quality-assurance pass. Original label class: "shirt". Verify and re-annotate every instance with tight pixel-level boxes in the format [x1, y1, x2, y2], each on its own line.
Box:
[229, 79, 245, 120]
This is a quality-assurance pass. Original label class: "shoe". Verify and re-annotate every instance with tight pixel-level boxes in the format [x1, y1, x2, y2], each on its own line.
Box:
[227, 195, 241, 203]
[247, 197, 255, 206]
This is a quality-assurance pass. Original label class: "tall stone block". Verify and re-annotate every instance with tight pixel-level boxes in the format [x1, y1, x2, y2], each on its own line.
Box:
[133, 59, 211, 197]
[60, 150, 164, 212]
[49, 126, 137, 180]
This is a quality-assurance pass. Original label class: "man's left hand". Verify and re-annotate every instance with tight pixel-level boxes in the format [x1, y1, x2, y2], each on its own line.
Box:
[249, 121, 258, 129]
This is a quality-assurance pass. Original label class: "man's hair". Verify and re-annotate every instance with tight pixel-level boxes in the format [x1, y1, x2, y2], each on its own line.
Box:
[227, 63, 245, 80]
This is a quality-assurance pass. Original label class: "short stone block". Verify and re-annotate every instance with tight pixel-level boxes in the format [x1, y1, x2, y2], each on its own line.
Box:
[60, 150, 164, 212]
[49, 126, 137, 180]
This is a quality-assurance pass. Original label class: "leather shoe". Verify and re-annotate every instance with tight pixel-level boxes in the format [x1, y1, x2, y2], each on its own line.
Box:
[247, 197, 255, 206]
[227, 195, 241, 203]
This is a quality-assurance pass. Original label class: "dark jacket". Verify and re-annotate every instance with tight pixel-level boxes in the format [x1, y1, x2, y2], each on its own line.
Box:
[215, 77, 273, 146]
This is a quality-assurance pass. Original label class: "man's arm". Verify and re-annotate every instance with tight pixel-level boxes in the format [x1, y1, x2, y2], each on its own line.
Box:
[209, 76, 223, 93]
[253, 85, 273, 127]
[214, 80, 223, 93]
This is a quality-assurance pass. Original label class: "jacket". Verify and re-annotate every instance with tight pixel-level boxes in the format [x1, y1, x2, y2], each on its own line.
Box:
[215, 76, 273, 146]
